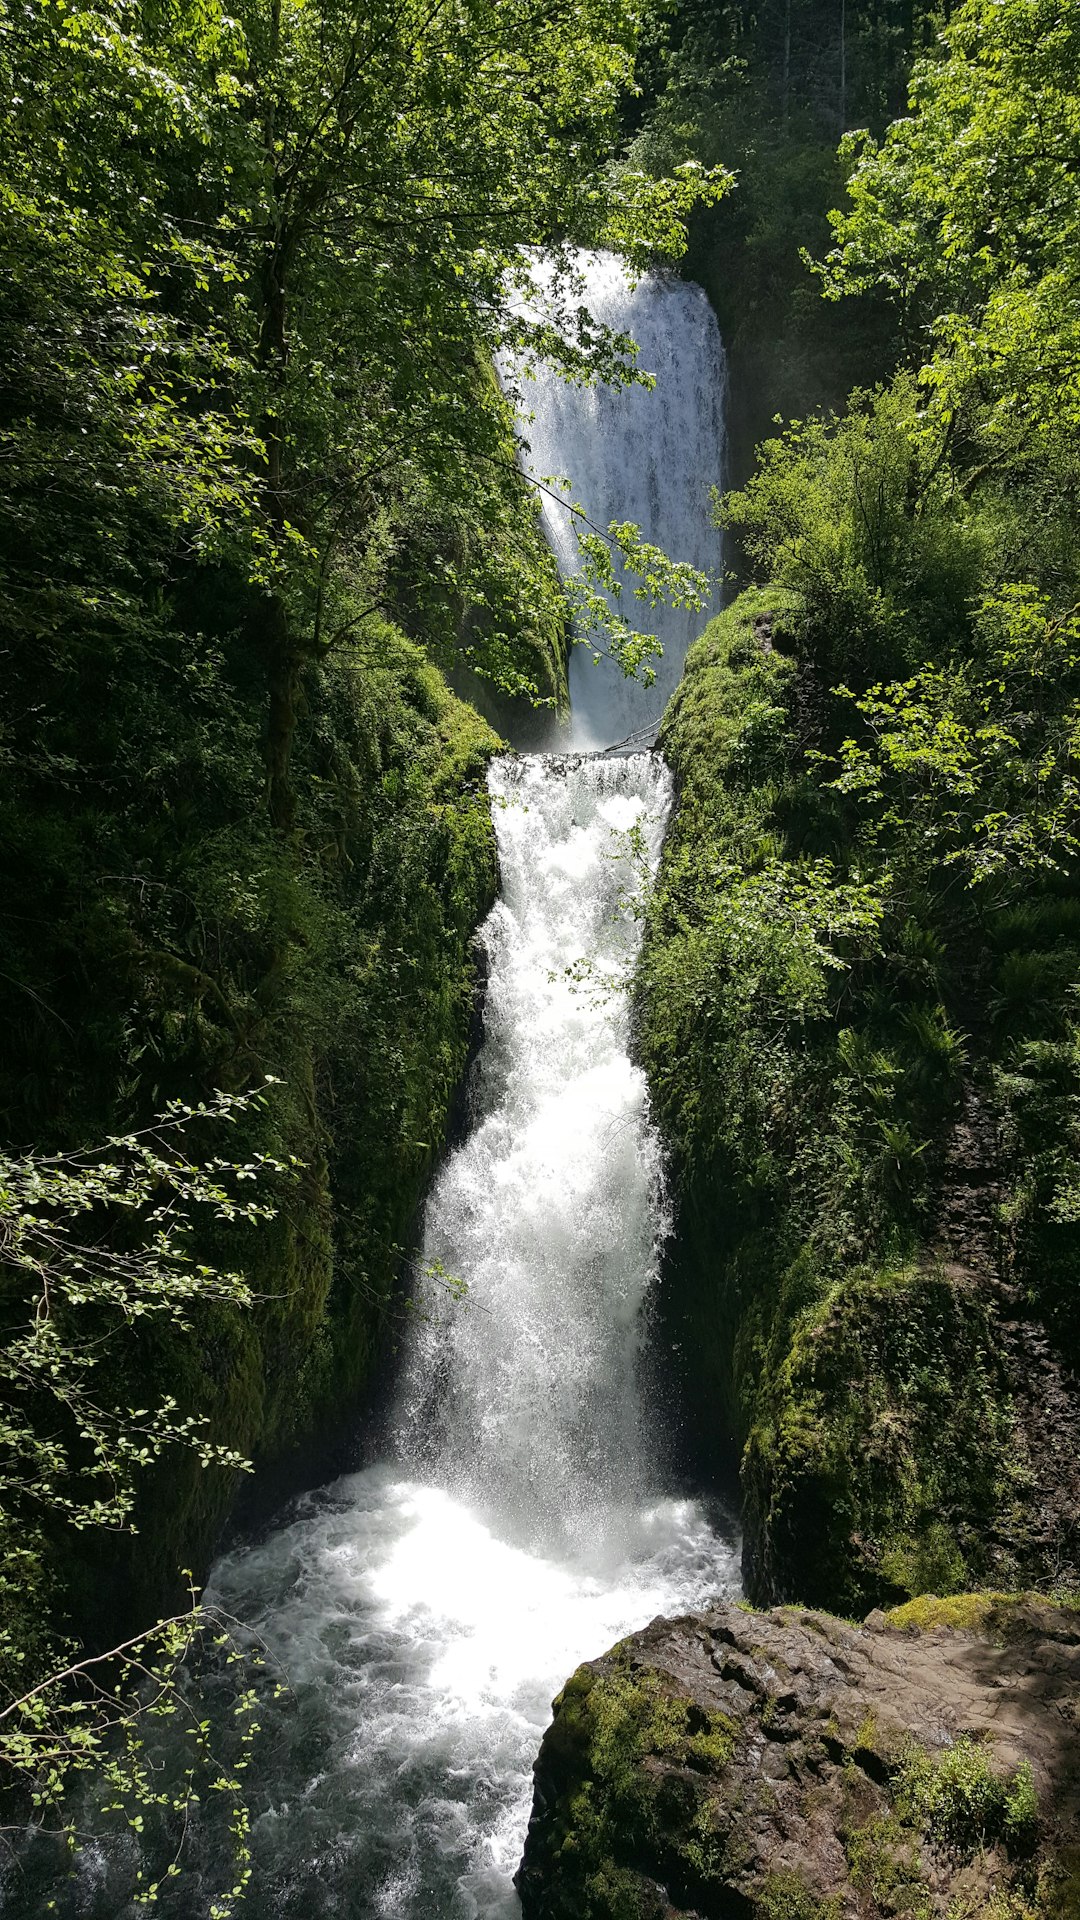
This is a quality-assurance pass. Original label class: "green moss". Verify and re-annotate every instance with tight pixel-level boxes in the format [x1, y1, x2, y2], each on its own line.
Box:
[879, 1526, 968, 1603]
[854, 1709, 879, 1753]
[887, 1591, 1003, 1634]
[637, 543, 1080, 1615]
[525, 1657, 742, 1918]
[581, 1862, 667, 1920]
[883, 1590, 1077, 1636]
[1034, 1846, 1080, 1919]
[579, 1662, 737, 1792]
[845, 1813, 931, 1916]
[893, 1737, 1040, 1858]
[1, 611, 502, 1654]
[757, 1869, 843, 1920]
[741, 1262, 1026, 1616]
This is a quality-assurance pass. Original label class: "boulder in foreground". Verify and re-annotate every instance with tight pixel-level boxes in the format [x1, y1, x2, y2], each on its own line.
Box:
[516, 1595, 1080, 1918]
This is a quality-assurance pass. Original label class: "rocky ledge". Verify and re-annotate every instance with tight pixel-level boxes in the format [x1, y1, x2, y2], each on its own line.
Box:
[516, 1595, 1080, 1919]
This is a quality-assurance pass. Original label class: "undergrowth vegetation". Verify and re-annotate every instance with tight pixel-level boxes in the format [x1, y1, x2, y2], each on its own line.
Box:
[641, 543, 1080, 1608]
[1, 613, 502, 1648]
[638, 0, 1080, 1613]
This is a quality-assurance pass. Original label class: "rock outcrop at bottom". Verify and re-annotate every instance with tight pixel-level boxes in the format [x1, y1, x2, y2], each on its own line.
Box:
[516, 1595, 1080, 1919]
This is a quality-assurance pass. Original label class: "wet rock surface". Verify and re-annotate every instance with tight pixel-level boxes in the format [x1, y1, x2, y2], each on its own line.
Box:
[516, 1596, 1080, 1919]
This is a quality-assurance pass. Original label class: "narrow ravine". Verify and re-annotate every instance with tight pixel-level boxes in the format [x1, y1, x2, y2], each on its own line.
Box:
[9, 261, 736, 1920]
[22, 753, 738, 1920]
[185, 754, 738, 1919]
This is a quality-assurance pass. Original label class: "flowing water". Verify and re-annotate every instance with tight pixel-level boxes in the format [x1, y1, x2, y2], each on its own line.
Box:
[6, 261, 736, 1917]
[201, 757, 738, 1919]
[504, 251, 727, 749]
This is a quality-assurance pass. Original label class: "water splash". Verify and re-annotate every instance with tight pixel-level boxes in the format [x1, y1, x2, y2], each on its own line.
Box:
[6, 756, 738, 1920]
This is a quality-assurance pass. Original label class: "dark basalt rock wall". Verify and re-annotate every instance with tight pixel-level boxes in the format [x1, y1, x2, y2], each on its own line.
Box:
[517, 1596, 1080, 1919]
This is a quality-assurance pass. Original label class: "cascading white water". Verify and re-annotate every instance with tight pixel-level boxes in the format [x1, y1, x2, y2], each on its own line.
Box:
[189, 757, 736, 1919]
[12, 756, 737, 1920]
[7, 265, 737, 1920]
[503, 252, 727, 749]
[394, 755, 672, 1552]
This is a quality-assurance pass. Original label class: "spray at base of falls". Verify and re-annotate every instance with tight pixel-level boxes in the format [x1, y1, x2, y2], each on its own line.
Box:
[9, 754, 737, 1920]
[504, 252, 727, 751]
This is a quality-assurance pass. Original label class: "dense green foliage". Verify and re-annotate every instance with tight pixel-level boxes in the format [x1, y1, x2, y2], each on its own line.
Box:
[640, 0, 1080, 1597]
[644, 544, 1080, 1607]
[0, 0, 729, 1875]
[15, 628, 503, 1622]
[8, 0, 1080, 1884]
[641, 597, 1032, 1608]
[0, 1092, 284, 1913]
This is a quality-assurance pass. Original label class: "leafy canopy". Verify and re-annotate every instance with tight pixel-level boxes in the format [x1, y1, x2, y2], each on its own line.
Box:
[817, 0, 1080, 453]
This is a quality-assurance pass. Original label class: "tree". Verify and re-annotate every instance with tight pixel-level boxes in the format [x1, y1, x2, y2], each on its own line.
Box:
[719, 376, 986, 683]
[1, 0, 728, 841]
[818, 0, 1080, 466]
[0, 1086, 287, 1911]
[827, 587, 1080, 885]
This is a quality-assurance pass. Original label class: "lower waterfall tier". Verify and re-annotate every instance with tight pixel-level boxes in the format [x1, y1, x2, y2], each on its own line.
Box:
[4, 751, 739, 1917]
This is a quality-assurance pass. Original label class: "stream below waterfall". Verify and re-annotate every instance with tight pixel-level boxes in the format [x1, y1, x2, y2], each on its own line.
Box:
[3, 260, 737, 1920]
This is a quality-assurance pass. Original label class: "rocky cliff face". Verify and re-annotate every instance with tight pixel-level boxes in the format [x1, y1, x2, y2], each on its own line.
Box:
[517, 1596, 1080, 1919]
[636, 590, 1080, 1613]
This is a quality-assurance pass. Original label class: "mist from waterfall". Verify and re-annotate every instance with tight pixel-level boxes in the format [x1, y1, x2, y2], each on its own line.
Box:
[502, 251, 727, 749]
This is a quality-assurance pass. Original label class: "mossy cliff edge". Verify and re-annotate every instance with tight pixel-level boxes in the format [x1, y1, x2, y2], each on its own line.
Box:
[0, 615, 507, 1654]
[636, 591, 1080, 1615]
[516, 1596, 1080, 1920]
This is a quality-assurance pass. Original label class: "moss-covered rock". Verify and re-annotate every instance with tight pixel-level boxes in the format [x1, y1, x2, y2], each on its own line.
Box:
[517, 1599, 1080, 1920]
[102, 634, 503, 1633]
[742, 1264, 1030, 1616]
[637, 585, 1080, 1611]
[882, 1590, 1080, 1637]
[1, 616, 502, 1651]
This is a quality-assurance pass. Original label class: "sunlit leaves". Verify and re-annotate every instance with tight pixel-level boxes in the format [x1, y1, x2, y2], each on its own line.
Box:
[0, 1586, 278, 1917]
[816, 0, 1080, 442]
[0, 1084, 291, 1532]
[826, 587, 1080, 882]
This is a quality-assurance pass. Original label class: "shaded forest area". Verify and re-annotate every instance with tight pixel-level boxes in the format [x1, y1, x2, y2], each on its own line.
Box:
[633, 0, 939, 476]
[638, 0, 1080, 1614]
[5, 0, 1080, 1893]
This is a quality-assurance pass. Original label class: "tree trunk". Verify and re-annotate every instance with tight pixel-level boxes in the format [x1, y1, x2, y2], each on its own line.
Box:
[257, 222, 301, 838]
[264, 590, 298, 838]
[253, 0, 303, 839]
[782, 0, 791, 130]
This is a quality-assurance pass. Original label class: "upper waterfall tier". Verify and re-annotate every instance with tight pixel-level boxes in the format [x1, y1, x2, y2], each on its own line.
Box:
[502, 251, 727, 750]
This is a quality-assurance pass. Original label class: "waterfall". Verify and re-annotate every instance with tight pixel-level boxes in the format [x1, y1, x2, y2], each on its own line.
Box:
[503, 252, 727, 749]
[10, 266, 737, 1920]
[395, 754, 672, 1550]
